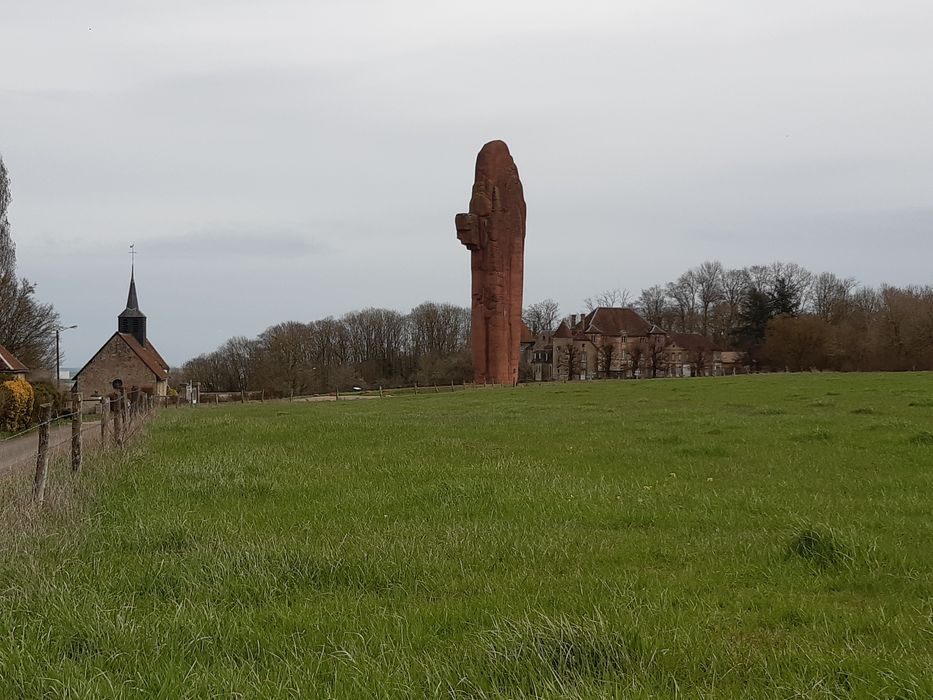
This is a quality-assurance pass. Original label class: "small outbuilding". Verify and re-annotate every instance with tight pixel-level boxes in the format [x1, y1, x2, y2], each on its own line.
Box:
[0, 344, 29, 376]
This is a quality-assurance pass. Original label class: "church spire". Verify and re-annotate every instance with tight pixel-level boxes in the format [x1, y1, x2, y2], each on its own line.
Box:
[125, 266, 139, 311]
[118, 244, 147, 346]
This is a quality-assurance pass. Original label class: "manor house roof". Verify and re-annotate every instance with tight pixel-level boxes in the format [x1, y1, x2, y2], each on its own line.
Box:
[575, 307, 653, 337]
[669, 333, 713, 352]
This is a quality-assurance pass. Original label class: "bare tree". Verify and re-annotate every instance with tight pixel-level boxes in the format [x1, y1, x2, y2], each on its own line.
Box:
[626, 340, 646, 378]
[597, 339, 618, 378]
[408, 302, 470, 355]
[218, 336, 259, 391]
[0, 156, 59, 369]
[0, 279, 59, 369]
[636, 285, 669, 327]
[688, 347, 710, 376]
[0, 157, 14, 278]
[667, 271, 699, 333]
[646, 335, 669, 378]
[522, 298, 560, 335]
[557, 343, 584, 380]
[770, 262, 813, 310]
[811, 272, 857, 322]
[255, 321, 317, 395]
[695, 261, 724, 337]
[716, 267, 751, 340]
[584, 288, 631, 312]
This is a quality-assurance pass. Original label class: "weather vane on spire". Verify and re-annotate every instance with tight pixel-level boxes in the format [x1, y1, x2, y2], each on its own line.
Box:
[129, 243, 136, 274]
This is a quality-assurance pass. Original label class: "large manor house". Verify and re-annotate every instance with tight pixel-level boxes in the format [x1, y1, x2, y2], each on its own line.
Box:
[524, 307, 740, 381]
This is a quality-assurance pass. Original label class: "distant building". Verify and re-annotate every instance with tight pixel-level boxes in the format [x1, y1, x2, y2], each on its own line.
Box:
[527, 307, 725, 380]
[73, 268, 169, 398]
[0, 344, 29, 376]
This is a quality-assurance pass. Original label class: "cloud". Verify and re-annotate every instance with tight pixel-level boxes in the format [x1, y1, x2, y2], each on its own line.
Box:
[139, 225, 331, 260]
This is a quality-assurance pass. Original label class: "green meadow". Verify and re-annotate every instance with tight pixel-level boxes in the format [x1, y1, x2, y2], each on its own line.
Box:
[1, 374, 932, 698]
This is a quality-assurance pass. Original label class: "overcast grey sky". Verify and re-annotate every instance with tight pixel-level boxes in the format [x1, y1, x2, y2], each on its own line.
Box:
[2, 0, 932, 366]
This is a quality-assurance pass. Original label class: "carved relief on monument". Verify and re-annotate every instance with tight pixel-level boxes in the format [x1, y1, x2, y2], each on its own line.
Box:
[455, 140, 526, 385]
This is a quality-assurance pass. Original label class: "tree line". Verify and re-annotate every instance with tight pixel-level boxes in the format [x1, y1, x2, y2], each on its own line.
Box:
[182, 258, 932, 392]
[0, 156, 59, 370]
[177, 303, 472, 394]
[584, 260, 933, 372]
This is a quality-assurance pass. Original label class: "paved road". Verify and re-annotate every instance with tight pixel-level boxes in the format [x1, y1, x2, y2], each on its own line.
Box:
[0, 422, 101, 477]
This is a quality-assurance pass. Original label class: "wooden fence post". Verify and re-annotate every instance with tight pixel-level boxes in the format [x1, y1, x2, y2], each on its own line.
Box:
[414, 383, 418, 395]
[335, 388, 339, 401]
[33, 403, 52, 503]
[71, 392, 82, 473]
[379, 385, 383, 398]
[260, 390, 265, 403]
[100, 396, 108, 445]
[240, 390, 245, 404]
[113, 397, 124, 448]
[119, 387, 128, 433]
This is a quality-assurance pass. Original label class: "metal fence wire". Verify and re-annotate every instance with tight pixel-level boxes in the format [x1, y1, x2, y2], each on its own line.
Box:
[1, 391, 158, 504]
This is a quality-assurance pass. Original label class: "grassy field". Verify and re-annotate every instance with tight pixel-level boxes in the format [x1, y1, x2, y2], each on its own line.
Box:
[1, 374, 932, 698]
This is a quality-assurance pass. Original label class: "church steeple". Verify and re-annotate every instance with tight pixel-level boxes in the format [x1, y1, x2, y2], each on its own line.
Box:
[125, 267, 139, 311]
[118, 249, 147, 347]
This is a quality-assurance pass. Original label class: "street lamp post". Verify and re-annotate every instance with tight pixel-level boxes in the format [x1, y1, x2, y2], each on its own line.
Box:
[55, 324, 78, 391]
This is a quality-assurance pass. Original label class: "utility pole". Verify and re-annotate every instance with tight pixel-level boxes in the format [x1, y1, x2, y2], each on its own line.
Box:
[55, 324, 78, 391]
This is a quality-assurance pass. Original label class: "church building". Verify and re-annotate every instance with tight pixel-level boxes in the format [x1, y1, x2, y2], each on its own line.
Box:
[74, 267, 169, 398]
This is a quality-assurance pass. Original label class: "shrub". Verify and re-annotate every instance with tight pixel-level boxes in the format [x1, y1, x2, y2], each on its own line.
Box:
[787, 527, 852, 569]
[0, 377, 36, 432]
[29, 381, 66, 423]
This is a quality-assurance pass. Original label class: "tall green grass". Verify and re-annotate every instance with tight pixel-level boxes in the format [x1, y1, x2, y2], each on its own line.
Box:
[1, 373, 932, 697]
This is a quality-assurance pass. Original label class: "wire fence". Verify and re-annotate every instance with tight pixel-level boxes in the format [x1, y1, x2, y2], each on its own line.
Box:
[0, 388, 158, 504]
[190, 379, 515, 406]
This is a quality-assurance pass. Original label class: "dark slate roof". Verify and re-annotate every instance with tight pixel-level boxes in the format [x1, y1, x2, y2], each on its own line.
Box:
[0, 344, 28, 373]
[552, 320, 573, 339]
[118, 271, 145, 319]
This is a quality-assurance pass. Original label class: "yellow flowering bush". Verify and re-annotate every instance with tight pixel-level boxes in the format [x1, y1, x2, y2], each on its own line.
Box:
[0, 377, 35, 432]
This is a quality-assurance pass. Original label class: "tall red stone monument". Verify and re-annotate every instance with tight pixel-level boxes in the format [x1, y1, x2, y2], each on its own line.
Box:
[456, 140, 526, 385]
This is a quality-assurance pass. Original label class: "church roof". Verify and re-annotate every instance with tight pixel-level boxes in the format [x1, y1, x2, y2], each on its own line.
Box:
[144, 342, 170, 371]
[121, 334, 169, 377]
[119, 270, 145, 319]
[0, 344, 28, 373]
[73, 332, 168, 382]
